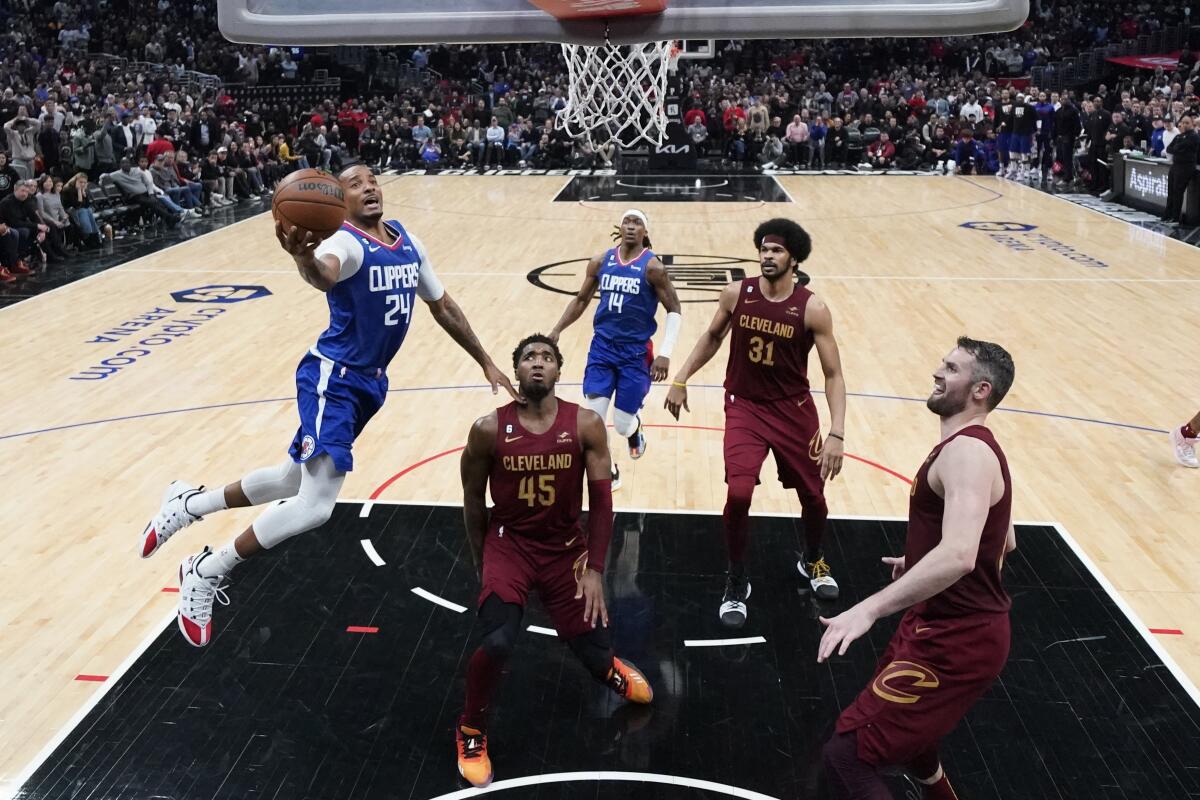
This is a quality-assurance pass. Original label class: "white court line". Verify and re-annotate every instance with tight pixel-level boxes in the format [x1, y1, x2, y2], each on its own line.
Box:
[771, 175, 797, 204]
[684, 636, 767, 647]
[359, 538, 385, 567]
[411, 587, 467, 614]
[421, 770, 780, 800]
[527, 625, 557, 637]
[1051, 522, 1200, 709]
[1, 608, 177, 800]
[358, 501, 374, 518]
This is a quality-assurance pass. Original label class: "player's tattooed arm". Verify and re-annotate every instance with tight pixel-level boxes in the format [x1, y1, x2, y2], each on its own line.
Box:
[427, 291, 521, 403]
[808, 296, 846, 481]
[275, 220, 340, 292]
[548, 254, 603, 344]
[664, 282, 738, 419]
[460, 412, 497, 574]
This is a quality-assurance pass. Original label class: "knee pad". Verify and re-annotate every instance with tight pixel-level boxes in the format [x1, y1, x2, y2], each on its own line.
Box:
[478, 595, 522, 659]
[584, 394, 611, 422]
[611, 408, 639, 438]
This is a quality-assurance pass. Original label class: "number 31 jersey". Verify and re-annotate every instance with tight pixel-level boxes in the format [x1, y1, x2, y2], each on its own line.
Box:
[724, 279, 815, 401]
[311, 220, 445, 370]
[591, 246, 660, 347]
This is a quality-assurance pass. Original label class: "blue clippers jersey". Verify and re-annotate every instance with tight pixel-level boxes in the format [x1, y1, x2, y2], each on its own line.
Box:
[315, 220, 422, 370]
[592, 247, 659, 346]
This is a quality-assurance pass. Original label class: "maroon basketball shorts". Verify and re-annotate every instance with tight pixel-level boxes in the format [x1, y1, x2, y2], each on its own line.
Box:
[835, 609, 1011, 766]
[723, 392, 824, 496]
[479, 522, 593, 640]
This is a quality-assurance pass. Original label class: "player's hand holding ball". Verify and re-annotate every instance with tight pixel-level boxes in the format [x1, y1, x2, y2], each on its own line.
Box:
[271, 168, 347, 255]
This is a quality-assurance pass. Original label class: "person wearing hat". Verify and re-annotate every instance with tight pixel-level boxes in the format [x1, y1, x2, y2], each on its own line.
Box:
[548, 209, 682, 491]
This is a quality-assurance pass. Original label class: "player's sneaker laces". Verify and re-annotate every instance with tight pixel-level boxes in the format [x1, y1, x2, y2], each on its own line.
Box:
[798, 557, 840, 600]
[177, 547, 230, 647]
[141, 480, 203, 558]
[456, 724, 493, 788]
[611, 464, 622, 492]
[1169, 426, 1199, 468]
[719, 572, 752, 628]
[628, 423, 647, 460]
[606, 657, 653, 704]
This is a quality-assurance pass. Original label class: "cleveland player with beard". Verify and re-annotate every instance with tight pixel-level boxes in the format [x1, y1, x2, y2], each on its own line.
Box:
[819, 337, 1016, 800]
[455, 334, 653, 788]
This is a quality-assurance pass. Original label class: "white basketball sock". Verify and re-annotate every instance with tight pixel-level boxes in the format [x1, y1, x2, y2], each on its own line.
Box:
[612, 408, 640, 438]
[186, 487, 228, 517]
[196, 541, 244, 578]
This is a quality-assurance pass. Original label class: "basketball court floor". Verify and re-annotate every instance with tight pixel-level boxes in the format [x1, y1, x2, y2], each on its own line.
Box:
[1, 173, 1198, 799]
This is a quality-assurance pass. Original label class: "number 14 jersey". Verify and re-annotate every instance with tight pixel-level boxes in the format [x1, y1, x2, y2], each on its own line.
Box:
[724, 279, 814, 401]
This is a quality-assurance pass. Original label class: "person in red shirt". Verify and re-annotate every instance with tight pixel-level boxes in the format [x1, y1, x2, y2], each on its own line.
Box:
[867, 132, 897, 169]
[144, 130, 174, 165]
[723, 101, 747, 133]
[455, 334, 653, 788]
[818, 337, 1017, 800]
[665, 219, 848, 627]
[684, 104, 707, 128]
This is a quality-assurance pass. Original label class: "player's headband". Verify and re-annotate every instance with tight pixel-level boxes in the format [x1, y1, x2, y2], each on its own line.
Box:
[621, 209, 650, 232]
[761, 234, 786, 247]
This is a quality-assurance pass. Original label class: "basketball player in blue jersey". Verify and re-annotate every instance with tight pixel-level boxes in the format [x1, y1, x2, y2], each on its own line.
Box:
[138, 164, 518, 647]
[548, 210, 681, 489]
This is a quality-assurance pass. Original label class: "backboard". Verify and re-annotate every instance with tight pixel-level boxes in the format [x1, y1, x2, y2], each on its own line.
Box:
[217, 0, 1030, 47]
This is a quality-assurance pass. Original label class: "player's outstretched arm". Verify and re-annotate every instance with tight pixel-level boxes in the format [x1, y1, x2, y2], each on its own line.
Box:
[664, 282, 738, 419]
[817, 436, 997, 662]
[808, 296, 847, 481]
[460, 412, 497, 574]
[576, 407, 612, 629]
[427, 291, 520, 403]
[647, 258, 683, 382]
[548, 254, 602, 343]
[276, 220, 341, 291]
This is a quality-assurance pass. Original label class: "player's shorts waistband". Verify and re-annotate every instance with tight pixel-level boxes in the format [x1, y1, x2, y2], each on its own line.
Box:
[307, 347, 386, 379]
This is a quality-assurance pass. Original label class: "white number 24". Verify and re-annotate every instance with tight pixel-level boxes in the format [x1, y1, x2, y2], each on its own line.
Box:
[383, 294, 411, 326]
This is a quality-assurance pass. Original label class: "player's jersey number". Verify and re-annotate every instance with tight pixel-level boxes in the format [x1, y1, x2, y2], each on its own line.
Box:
[384, 294, 412, 327]
[748, 336, 776, 366]
[518, 474, 556, 507]
[606, 293, 624, 314]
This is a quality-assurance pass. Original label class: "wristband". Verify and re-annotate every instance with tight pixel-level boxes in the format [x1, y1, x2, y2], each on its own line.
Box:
[671, 381, 688, 388]
[828, 432, 844, 441]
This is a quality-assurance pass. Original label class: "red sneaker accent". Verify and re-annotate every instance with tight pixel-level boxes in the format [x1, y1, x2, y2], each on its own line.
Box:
[0, 268, 15, 284]
[178, 613, 210, 647]
[141, 526, 158, 558]
[10, 261, 31, 275]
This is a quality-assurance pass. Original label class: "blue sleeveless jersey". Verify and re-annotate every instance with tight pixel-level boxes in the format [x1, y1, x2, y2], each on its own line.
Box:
[591, 246, 659, 347]
[315, 220, 422, 370]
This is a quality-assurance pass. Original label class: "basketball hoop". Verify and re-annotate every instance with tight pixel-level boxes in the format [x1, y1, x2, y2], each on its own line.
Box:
[556, 38, 677, 150]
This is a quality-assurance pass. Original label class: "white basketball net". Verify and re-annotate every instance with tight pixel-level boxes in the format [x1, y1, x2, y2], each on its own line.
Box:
[557, 40, 676, 149]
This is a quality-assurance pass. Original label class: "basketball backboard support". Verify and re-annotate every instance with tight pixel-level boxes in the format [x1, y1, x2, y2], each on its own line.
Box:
[217, 0, 1029, 47]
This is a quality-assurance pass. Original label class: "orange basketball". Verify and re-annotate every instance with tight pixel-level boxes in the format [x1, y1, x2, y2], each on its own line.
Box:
[271, 169, 347, 241]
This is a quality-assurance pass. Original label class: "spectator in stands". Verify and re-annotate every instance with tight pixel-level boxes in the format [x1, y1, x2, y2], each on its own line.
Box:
[688, 115, 709, 156]
[100, 157, 184, 225]
[234, 142, 267, 195]
[419, 137, 442, 166]
[0, 153, 20, 201]
[110, 112, 143, 164]
[759, 131, 784, 169]
[276, 134, 308, 171]
[5, 108, 39, 178]
[136, 155, 200, 219]
[960, 94, 983, 123]
[1149, 116, 1166, 157]
[61, 172, 107, 249]
[0, 218, 24, 283]
[827, 117, 849, 167]
[91, 116, 117, 180]
[152, 153, 200, 212]
[35, 174, 71, 261]
[867, 131, 896, 169]
[145, 129, 174, 165]
[809, 115, 827, 169]
[930, 125, 952, 173]
[484, 116, 505, 168]
[785, 113, 810, 168]
[0, 180, 49, 264]
[37, 117, 62, 177]
[953, 128, 982, 174]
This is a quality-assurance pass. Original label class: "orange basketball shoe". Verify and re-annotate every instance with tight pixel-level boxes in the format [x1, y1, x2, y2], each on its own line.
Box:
[455, 723, 493, 787]
[606, 657, 653, 704]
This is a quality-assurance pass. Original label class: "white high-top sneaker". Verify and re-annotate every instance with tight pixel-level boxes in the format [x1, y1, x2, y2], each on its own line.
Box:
[140, 480, 203, 558]
[177, 547, 230, 647]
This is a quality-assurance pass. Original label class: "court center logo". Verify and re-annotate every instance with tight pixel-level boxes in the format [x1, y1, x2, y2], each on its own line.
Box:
[170, 284, 273, 304]
[959, 221, 1038, 232]
[527, 254, 809, 303]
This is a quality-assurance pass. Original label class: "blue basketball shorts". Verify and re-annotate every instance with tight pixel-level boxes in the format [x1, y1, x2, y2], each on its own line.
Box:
[581, 338, 652, 415]
[288, 350, 388, 472]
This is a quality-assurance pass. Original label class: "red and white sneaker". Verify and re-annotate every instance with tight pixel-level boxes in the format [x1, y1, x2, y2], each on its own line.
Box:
[177, 547, 230, 647]
[1170, 426, 1199, 468]
[141, 480, 203, 558]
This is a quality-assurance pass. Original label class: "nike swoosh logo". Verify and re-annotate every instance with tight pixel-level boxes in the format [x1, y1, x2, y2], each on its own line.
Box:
[744, 299, 760, 304]
[368, 245, 381, 252]
[564, 536, 578, 547]
[504, 435, 523, 442]
[915, 626, 931, 634]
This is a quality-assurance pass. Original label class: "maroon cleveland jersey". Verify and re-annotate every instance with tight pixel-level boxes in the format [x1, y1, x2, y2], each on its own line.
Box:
[724, 279, 815, 401]
[907, 425, 1012, 619]
[488, 400, 585, 542]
